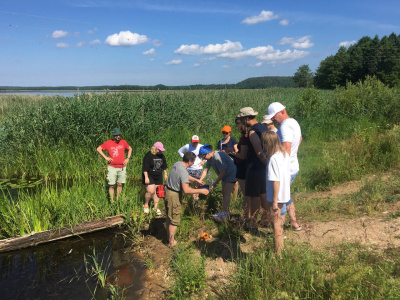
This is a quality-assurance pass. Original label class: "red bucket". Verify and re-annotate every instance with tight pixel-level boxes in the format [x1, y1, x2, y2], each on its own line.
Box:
[156, 185, 166, 198]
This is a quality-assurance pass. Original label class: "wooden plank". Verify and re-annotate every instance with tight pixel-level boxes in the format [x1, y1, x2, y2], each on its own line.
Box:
[0, 215, 125, 253]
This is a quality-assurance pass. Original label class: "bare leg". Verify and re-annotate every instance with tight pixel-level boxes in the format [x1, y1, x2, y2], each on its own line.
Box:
[109, 185, 115, 202]
[249, 196, 261, 228]
[116, 183, 123, 201]
[144, 184, 156, 208]
[232, 181, 239, 203]
[167, 217, 178, 248]
[287, 201, 300, 229]
[269, 202, 284, 258]
[153, 185, 160, 209]
[238, 179, 250, 219]
[222, 182, 235, 212]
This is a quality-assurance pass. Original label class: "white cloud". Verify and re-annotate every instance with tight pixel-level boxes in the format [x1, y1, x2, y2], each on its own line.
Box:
[89, 39, 101, 45]
[105, 30, 150, 46]
[52, 30, 68, 39]
[56, 42, 69, 48]
[278, 36, 314, 49]
[241, 10, 279, 25]
[87, 28, 98, 34]
[165, 59, 182, 65]
[149, 58, 155, 62]
[339, 40, 356, 47]
[222, 65, 230, 69]
[193, 63, 200, 67]
[279, 19, 289, 26]
[76, 42, 85, 47]
[254, 62, 263, 67]
[218, 46, 274, 59]
[143, 48, 155, 55]
[257, 49, 309, 63]
[174, 40, 243, 55]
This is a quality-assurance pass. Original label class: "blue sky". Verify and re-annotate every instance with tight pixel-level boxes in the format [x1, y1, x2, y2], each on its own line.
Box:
[1, 0, 399, 86]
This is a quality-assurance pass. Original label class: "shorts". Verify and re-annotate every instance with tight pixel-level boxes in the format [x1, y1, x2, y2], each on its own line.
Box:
[281, 172, 298, 215]
[142, 173, 163, 185]
[245, 166, 266, 197]
[235, 160, 247, 180]
[164, 189, 182, 226]
[188, 169, 202, 179]
[107, 166, 127, 185]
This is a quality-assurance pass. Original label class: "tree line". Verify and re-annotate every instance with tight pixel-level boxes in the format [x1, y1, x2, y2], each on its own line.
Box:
[294, 33, 400, 89]
[0, 76, 296, 92]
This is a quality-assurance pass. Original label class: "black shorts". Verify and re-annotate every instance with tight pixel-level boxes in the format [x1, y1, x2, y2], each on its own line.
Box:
[142, 174, 163, 185]
[244, 166, 266, 197]
[235, 160, 247, 180]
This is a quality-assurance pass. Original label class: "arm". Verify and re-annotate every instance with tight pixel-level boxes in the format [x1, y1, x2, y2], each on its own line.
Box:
[282, 142, 292, 156]
[249, 130, 268, 165]
[177, 145, 187, 158]
[143, 171, 150, 184]
[97, 146, 113, 163]
[227, 144, 247, 160]
[182, 182, 209, 195]
[198, 168, 209, 183]
[272, 181, 280, 211]
[123, 146, 133, 166]
[211, 170, 225, 190]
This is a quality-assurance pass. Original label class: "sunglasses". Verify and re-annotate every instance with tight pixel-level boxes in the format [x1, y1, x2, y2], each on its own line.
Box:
[222, 131, 229, 134]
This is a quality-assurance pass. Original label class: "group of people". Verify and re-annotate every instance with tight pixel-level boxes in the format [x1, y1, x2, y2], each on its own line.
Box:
[97, 102, 302, 255]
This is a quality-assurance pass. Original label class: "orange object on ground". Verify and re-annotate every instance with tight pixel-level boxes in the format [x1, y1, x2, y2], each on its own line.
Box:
[156, 185, 165, 198]
[199, 232, 210, 240]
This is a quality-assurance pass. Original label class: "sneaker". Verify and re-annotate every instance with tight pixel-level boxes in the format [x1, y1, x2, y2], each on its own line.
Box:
[143, 207, 150, 214]
[212, 211, 230, 222]
[154, 208, 162, 216]
[292, 226, 302, 231]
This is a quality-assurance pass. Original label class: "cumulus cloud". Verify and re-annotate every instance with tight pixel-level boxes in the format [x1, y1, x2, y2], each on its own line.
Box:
[76, 42, 85, 47]
[174, 40, 243, 55]
[105, 30, 150, 46]
[257, 49, 309, 63]
[241, 10, 279, 25]
[52, 30, 68, 39]
[89, 39, 101, 45]
[218, 46, 274, 59]
[193, 63, 200, 67]
[254, 62, 263, 67]
[165, 59, 182, 65]
[149, 58, 155, 62]
[222, 65, 230, 69]
[278, 36, 314, 49]
[339, 40, 356, 47]
[143, 48, 155, 55]
[279, 19, 289, 26]
[56, 42, 69, 48]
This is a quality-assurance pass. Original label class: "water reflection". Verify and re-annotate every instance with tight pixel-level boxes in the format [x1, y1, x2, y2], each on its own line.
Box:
[0, 228, 146, 299]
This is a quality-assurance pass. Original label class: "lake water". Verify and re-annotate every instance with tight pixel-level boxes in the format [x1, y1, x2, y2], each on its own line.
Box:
[0, 91, 106, 97]
[0, 227, 147, 299]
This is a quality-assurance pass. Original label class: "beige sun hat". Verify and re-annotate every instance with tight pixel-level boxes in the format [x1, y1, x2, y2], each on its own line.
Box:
[237, 107, 258, 118]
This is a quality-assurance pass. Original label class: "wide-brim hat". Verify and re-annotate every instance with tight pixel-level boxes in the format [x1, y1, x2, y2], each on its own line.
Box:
[261, 115, 273, 125]
[237, 107, 258, 118]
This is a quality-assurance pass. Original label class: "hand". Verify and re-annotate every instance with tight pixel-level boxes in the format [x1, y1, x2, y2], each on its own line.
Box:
[164, 174, 168, 182]
[272, 202, 279, 212]
[200, 189, 210, 196]
[145, 178, 150, 185]
[210, 183, 216, 190]
[199, 160, 205, 166]
[106, 157, 113, 163]
[196, 179, 205, 185]
[123, 158, 129, 166]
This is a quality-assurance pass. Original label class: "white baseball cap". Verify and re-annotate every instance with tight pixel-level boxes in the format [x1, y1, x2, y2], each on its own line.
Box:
[191, 135, 200, 142]
[266, 102, 286, 120]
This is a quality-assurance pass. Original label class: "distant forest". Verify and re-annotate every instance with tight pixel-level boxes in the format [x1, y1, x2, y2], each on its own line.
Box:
[0, 76, 297, 91]
[315, 33, 400, 89]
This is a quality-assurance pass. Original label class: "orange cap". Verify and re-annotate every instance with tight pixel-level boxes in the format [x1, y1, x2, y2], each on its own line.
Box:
[221, 125, 231, 132]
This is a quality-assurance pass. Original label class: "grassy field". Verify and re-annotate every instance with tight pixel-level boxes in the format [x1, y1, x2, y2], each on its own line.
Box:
[0, 77, 399, 298]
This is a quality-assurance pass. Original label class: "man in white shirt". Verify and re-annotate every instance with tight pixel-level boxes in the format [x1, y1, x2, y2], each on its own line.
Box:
[266, 102, 302, 230]
[177, 135, 204, 201]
